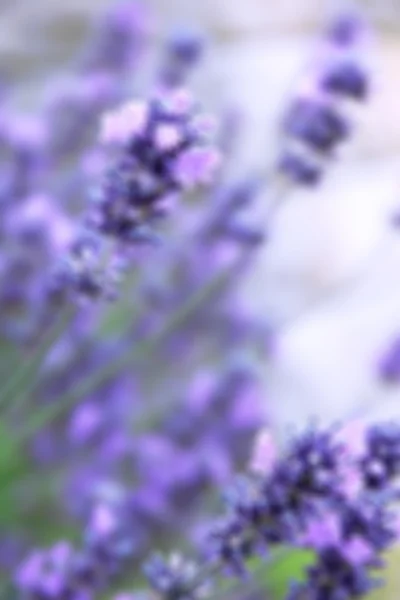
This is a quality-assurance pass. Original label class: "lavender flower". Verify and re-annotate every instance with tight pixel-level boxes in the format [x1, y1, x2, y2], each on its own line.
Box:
[92, 87, 220, 242]
[289, 500, 396, 599]
[0, 2, 150, 336]
[204, 426, 352, 573]
[277, 13, 370, 186]
[56, 85, 220, 301]
[143, 422, 400, 600]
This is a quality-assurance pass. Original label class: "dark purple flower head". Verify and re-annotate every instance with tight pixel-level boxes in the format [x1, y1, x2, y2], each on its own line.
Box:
[89, 87, 220, 245]
[292, 499, 396, 599]
[320, 62, 368, 100]
[360, 423, 400, 491]
[275, 427, 348, 500]
[287, 544, 379, 600]
[339, 501, 396, 552]
[276, 151, 323, 186]
[187, 421, 400, 598]
[283, 98, 350, 156]
[286, 422, 400, 600]
[201, 426, 350, 575]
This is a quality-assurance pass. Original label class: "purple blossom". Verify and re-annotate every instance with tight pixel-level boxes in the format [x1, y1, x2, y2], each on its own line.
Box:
[277, 12, 370, 186]
[56, 84, 220, 301]
[360, 423, 400, 491]
[143, 422, 400, 600]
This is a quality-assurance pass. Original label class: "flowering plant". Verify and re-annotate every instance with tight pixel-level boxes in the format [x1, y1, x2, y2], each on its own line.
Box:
[0, 3, 398, 600]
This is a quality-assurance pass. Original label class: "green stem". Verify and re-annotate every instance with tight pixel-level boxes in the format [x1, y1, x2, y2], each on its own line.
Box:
[0, 306, 74, 414]
[12, 267, 235, 452]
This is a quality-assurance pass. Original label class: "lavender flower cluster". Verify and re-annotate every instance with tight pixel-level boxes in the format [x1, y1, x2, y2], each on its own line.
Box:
[0, 3, 398, 600]
[56, 84, 220, 302]
[144, 421, 400, 600]
[0, 0, 264, 592]
[278, 13, 370, 186]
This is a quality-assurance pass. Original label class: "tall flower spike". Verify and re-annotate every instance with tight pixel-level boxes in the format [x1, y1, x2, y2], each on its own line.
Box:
[57, 86, 220, 301]
[277, 12, 370, 186]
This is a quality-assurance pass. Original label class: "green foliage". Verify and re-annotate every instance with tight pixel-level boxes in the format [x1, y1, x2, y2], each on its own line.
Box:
[0, 421, 30, 526]
[260, 548, 315, 598]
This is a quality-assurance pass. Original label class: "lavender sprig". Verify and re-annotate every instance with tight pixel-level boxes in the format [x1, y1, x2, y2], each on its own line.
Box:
[142, 422, 400, 600]
[56, 86, 221, 301]
[277, 13, 370, 187]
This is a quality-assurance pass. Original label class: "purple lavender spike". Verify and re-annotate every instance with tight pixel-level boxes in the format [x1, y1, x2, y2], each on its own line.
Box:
[58, 85, 220, 301]
[277, 12, 371, 186]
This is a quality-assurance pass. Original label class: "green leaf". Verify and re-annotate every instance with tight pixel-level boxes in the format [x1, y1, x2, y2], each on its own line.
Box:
[0, 421, 30, 525]
[252, 548, 315, 599]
